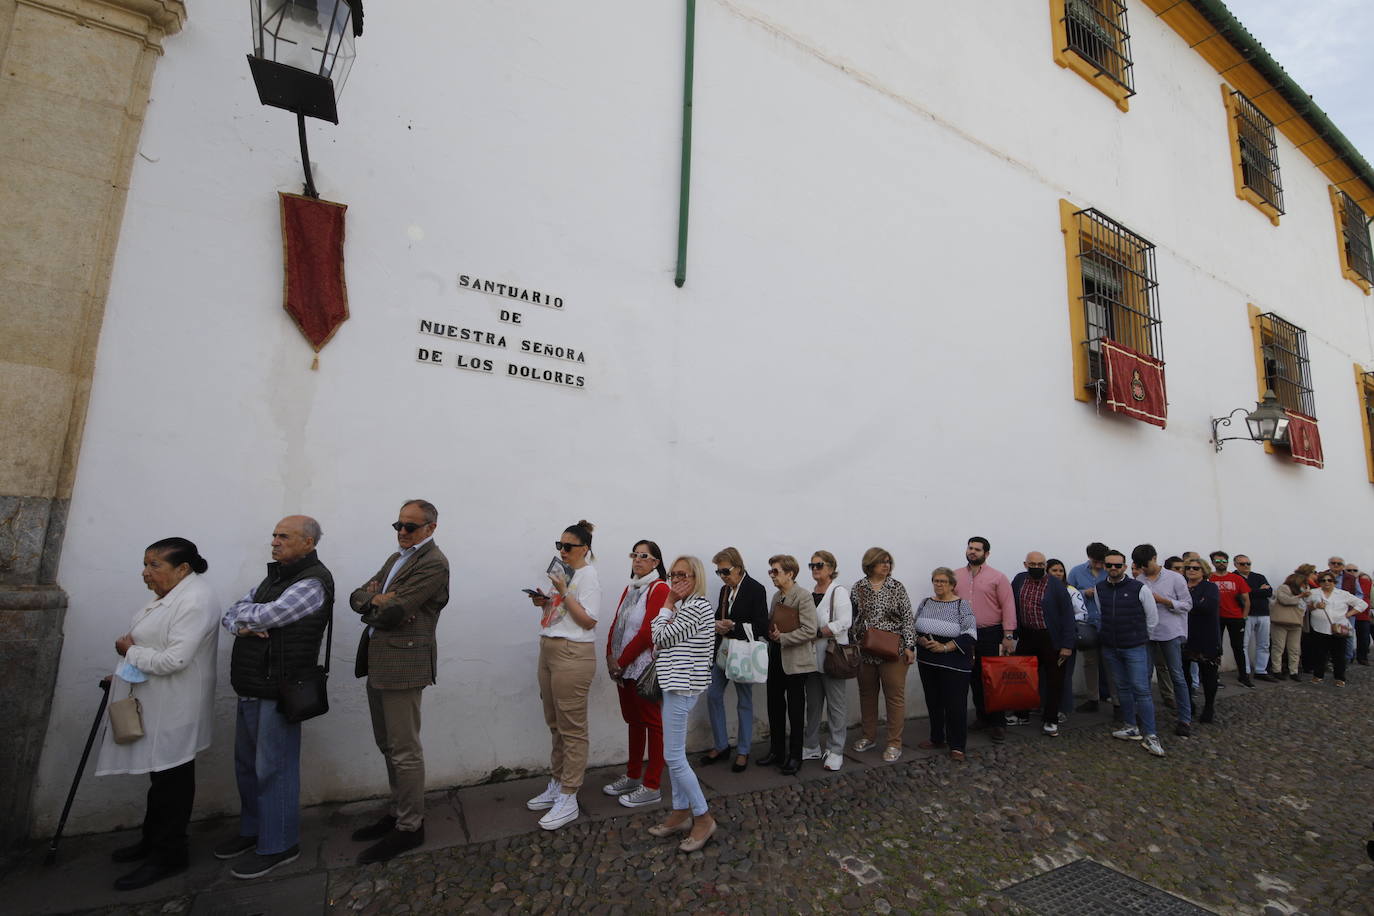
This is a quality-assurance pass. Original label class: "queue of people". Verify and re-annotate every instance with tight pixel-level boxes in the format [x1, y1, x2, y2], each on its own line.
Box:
[94, 513, 1365, 888]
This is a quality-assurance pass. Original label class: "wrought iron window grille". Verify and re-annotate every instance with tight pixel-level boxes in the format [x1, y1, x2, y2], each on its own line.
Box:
[1070, 208, 1162, 389]
[1232, 91, 1284, 214]
[1256, 311, 1316, 421]
[1338, 190, 1374, 286]
[1063, 0, 1135, 96]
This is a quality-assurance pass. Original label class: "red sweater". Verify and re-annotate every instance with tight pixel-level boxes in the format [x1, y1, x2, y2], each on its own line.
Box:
[607, 580, 671, 669]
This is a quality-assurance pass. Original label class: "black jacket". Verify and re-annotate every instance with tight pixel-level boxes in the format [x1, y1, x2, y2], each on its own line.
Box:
[1009, 572, 1078, 651]
[715, 574, 770, 650]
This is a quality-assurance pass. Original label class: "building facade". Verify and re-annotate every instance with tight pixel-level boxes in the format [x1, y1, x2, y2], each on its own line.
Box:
[9, 1, 1374, 837]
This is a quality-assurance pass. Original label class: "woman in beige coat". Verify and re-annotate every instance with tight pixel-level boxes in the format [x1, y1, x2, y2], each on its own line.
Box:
[759, 555, 817, 774]
[1270, 572, 1308, 681]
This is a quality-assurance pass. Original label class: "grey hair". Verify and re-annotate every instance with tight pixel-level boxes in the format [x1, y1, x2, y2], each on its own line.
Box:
[402, 499, 438, 525]
[301, 516, 322, 544]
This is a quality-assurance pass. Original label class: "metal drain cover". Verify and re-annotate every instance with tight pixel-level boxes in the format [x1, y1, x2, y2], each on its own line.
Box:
[1004, 860, 1213, 915]
[189, 873, 326, 916]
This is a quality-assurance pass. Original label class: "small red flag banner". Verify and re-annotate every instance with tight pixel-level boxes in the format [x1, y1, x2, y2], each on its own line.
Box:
[1100, 339, 1167, 428]
[1284, 410, 1324, 468]
[280, 193, 349, 368]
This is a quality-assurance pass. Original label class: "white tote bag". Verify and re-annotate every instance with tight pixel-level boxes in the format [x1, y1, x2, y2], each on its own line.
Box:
[725, 623, 769, 684]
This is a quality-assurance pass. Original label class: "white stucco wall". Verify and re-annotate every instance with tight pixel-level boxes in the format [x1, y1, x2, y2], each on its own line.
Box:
[32, 1, 1374, 834]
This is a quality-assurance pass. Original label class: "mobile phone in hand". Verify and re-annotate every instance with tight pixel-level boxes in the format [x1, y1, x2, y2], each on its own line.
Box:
[522, 588, 545, 597]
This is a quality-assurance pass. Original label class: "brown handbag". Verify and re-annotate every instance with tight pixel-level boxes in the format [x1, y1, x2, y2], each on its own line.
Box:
[772, 599, 800, 634]
[860, 627, 901, 661]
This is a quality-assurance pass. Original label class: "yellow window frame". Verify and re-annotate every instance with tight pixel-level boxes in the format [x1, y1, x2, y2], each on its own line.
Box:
[1050, 0, 1133, 112]
[1330, 186, 1374, 296]
[1221, 85, 1282, 226]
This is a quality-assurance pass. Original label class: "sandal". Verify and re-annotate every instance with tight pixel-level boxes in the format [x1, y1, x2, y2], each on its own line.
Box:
[852, 738, 877, 752]
[949, 750, 966, 761]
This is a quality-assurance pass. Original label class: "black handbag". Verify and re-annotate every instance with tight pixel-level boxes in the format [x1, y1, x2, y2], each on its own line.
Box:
[1075, 621, 1099, 650]
[278, 609, 332, 724]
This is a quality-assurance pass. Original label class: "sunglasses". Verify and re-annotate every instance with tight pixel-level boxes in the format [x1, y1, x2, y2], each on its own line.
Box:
[392, 521, 428, 533]
[767, 569, 783, 577]
[807, 562, 826, 570]
[1183, 565, 1203, 571]
[1104, 562, 1124, 569]
[1319, 578, 1335, 584]
[555, 541, 584, 552]
[628, 552, 654, 561]
[1234, 561, 1251, 567]
[715, 567, 734, 578]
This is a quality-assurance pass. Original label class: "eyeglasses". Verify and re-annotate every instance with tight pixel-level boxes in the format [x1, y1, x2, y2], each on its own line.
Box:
[931, 579, 952, 586]
[668, 571, 692, 580]
[767, 569, 782, 577]
[1104, 562, 1124, 569]
[1183, 565, 1203, 571]
[715, 567, 734, 578]
[1319, 578, 1335, 584]
[807, 562, 826, 570]
[393, 521, 427, 533]
[628, 552, 654, 561]
[555, 541, 584, 552]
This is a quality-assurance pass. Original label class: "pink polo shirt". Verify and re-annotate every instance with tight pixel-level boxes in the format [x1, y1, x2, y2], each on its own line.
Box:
[954, 565, 1017, 630]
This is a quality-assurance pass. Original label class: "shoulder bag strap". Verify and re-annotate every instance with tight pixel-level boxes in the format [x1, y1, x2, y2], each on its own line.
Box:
[322, 603, 333, 673]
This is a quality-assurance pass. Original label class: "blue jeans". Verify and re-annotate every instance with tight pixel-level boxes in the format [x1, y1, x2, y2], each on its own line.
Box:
[234, 697, 301, 854]
[1101, 645, 1156, 736]
[1151, 636, 1191, 724]
[706, 663, 754, 754]
[661, 691, 709, 816]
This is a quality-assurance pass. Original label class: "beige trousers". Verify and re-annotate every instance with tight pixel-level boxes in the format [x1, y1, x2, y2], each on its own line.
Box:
[858, 659, 909, 747]
[1270, 623, 1302, 675]
[367, 684, 426, 831]
[538, 636, 596, 792]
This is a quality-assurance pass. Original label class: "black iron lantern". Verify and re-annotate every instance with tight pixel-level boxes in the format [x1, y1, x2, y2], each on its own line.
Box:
[1211, 389, 1289, 452]
[248, 0, 363, 196]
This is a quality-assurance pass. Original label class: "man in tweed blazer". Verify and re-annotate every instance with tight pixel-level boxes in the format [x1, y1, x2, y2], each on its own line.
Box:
[347, 499, 450, 865]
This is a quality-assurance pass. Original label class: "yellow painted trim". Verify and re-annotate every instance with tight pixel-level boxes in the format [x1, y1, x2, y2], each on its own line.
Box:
[1050, 0, 1132, 112]
[1355, 363, 1374, 484]
[1246, 303, 1277, 455]
[1060, 200, 1094, 402]
[1329, 185, 1374, 296]
[1221, 85, 1281, 227]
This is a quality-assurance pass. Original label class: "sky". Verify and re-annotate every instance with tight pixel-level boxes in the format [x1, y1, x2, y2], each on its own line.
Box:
[1223, 0, 1374, 163]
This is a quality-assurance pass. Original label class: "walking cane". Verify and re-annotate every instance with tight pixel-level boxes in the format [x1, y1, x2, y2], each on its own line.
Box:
[44, 678, 111, 866]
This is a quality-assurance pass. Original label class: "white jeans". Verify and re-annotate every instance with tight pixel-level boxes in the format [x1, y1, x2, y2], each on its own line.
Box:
[1244, 616, 1271, 675]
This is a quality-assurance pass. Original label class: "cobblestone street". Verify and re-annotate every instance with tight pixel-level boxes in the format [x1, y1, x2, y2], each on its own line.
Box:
[7, 673, 1372, 915]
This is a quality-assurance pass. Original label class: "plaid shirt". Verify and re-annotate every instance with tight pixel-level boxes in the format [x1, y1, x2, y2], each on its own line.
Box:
[221, 579, 325, 633]
[1017, 576, 1048, 630]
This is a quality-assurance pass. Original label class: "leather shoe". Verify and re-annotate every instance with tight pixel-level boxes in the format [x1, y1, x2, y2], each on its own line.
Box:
[351, 814, 397, 842]
[698, 747, 730, 766]
[756, 751, 781, 767]
[357, 825, 425, 865]
[110, 840, 149, 863]
[730, 755, 748, 773]
[780, 757, 801, 776]
[113, 861, 186, 891]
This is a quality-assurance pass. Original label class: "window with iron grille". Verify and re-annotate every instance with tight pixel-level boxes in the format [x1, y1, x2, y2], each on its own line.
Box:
[1050, 0, 1134, 111]
[1335, 189, 1374, 288]
[1068, 208, 1161, 388]
[1360, 369, 1374, 483]
[1255, 312, 1315, 419]
[1230, 90, 1283, 216]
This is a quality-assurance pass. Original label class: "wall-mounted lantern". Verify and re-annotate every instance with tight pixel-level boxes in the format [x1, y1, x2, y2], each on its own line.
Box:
[247, 0, 363, 196]
[1210, 389, 1290, 452]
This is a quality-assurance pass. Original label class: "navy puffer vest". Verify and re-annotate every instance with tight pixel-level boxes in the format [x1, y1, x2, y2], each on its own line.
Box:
[1097, 575, 1149, 649]
[229, 551, 334, 698]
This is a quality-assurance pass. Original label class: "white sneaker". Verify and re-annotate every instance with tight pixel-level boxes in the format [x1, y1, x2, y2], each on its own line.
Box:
[1112, 726, 1142, 741]
[1141, 735, 1167, 757]
[602, 775, 641, 796]
[801, 746, 824, 761]
[617, 786, 661, 808]
[526, 778, 562, 810]
[822, 752, 843, 771]
[538, 792, 580, 830]
[1042, 723, 1059, 737]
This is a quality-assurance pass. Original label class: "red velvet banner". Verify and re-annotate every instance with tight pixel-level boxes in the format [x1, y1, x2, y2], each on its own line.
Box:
[1101, 339, 1167, 428]
[1284, 410, 1324, 468]
[280, 193, 349, 364]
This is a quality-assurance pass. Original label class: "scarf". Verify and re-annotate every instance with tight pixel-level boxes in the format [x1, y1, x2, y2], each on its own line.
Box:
[612, 570, 661, 657]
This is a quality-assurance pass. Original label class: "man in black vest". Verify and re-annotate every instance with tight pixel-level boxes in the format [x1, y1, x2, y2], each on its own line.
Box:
[215, 515, 333, 880]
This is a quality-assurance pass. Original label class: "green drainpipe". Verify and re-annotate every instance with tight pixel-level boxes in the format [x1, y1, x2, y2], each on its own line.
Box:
[1188, 0, 1374, 202]
[675, 0, 696, 288]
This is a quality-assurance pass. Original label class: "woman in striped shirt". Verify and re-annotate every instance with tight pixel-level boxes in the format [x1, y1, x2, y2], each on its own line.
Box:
[914, 567, 977, 761]
[648, 556, 718, 852]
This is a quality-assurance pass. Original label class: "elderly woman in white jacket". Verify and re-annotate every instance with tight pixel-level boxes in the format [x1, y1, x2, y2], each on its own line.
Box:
[802, 550, 853, 772]
[96, 537, 219, 892]
[1306, 570, 1368, 686]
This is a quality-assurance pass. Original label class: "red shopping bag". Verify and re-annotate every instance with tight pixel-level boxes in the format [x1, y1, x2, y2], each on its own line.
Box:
[981, 655, 1040, 713]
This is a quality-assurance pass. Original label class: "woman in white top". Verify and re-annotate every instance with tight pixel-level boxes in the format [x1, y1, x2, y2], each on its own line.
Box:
[648, 556, 718, 852]
[96, 537, 219, 892]
[602, 540, 671, 809]
[1307, 570, 1367, 686]
[802, 550, 852, 772]
[525, 520, 601, 830]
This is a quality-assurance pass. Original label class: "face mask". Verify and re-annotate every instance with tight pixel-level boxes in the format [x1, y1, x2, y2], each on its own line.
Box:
[1027, 567, 1046, 580]
[115, 659, 148, 684]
